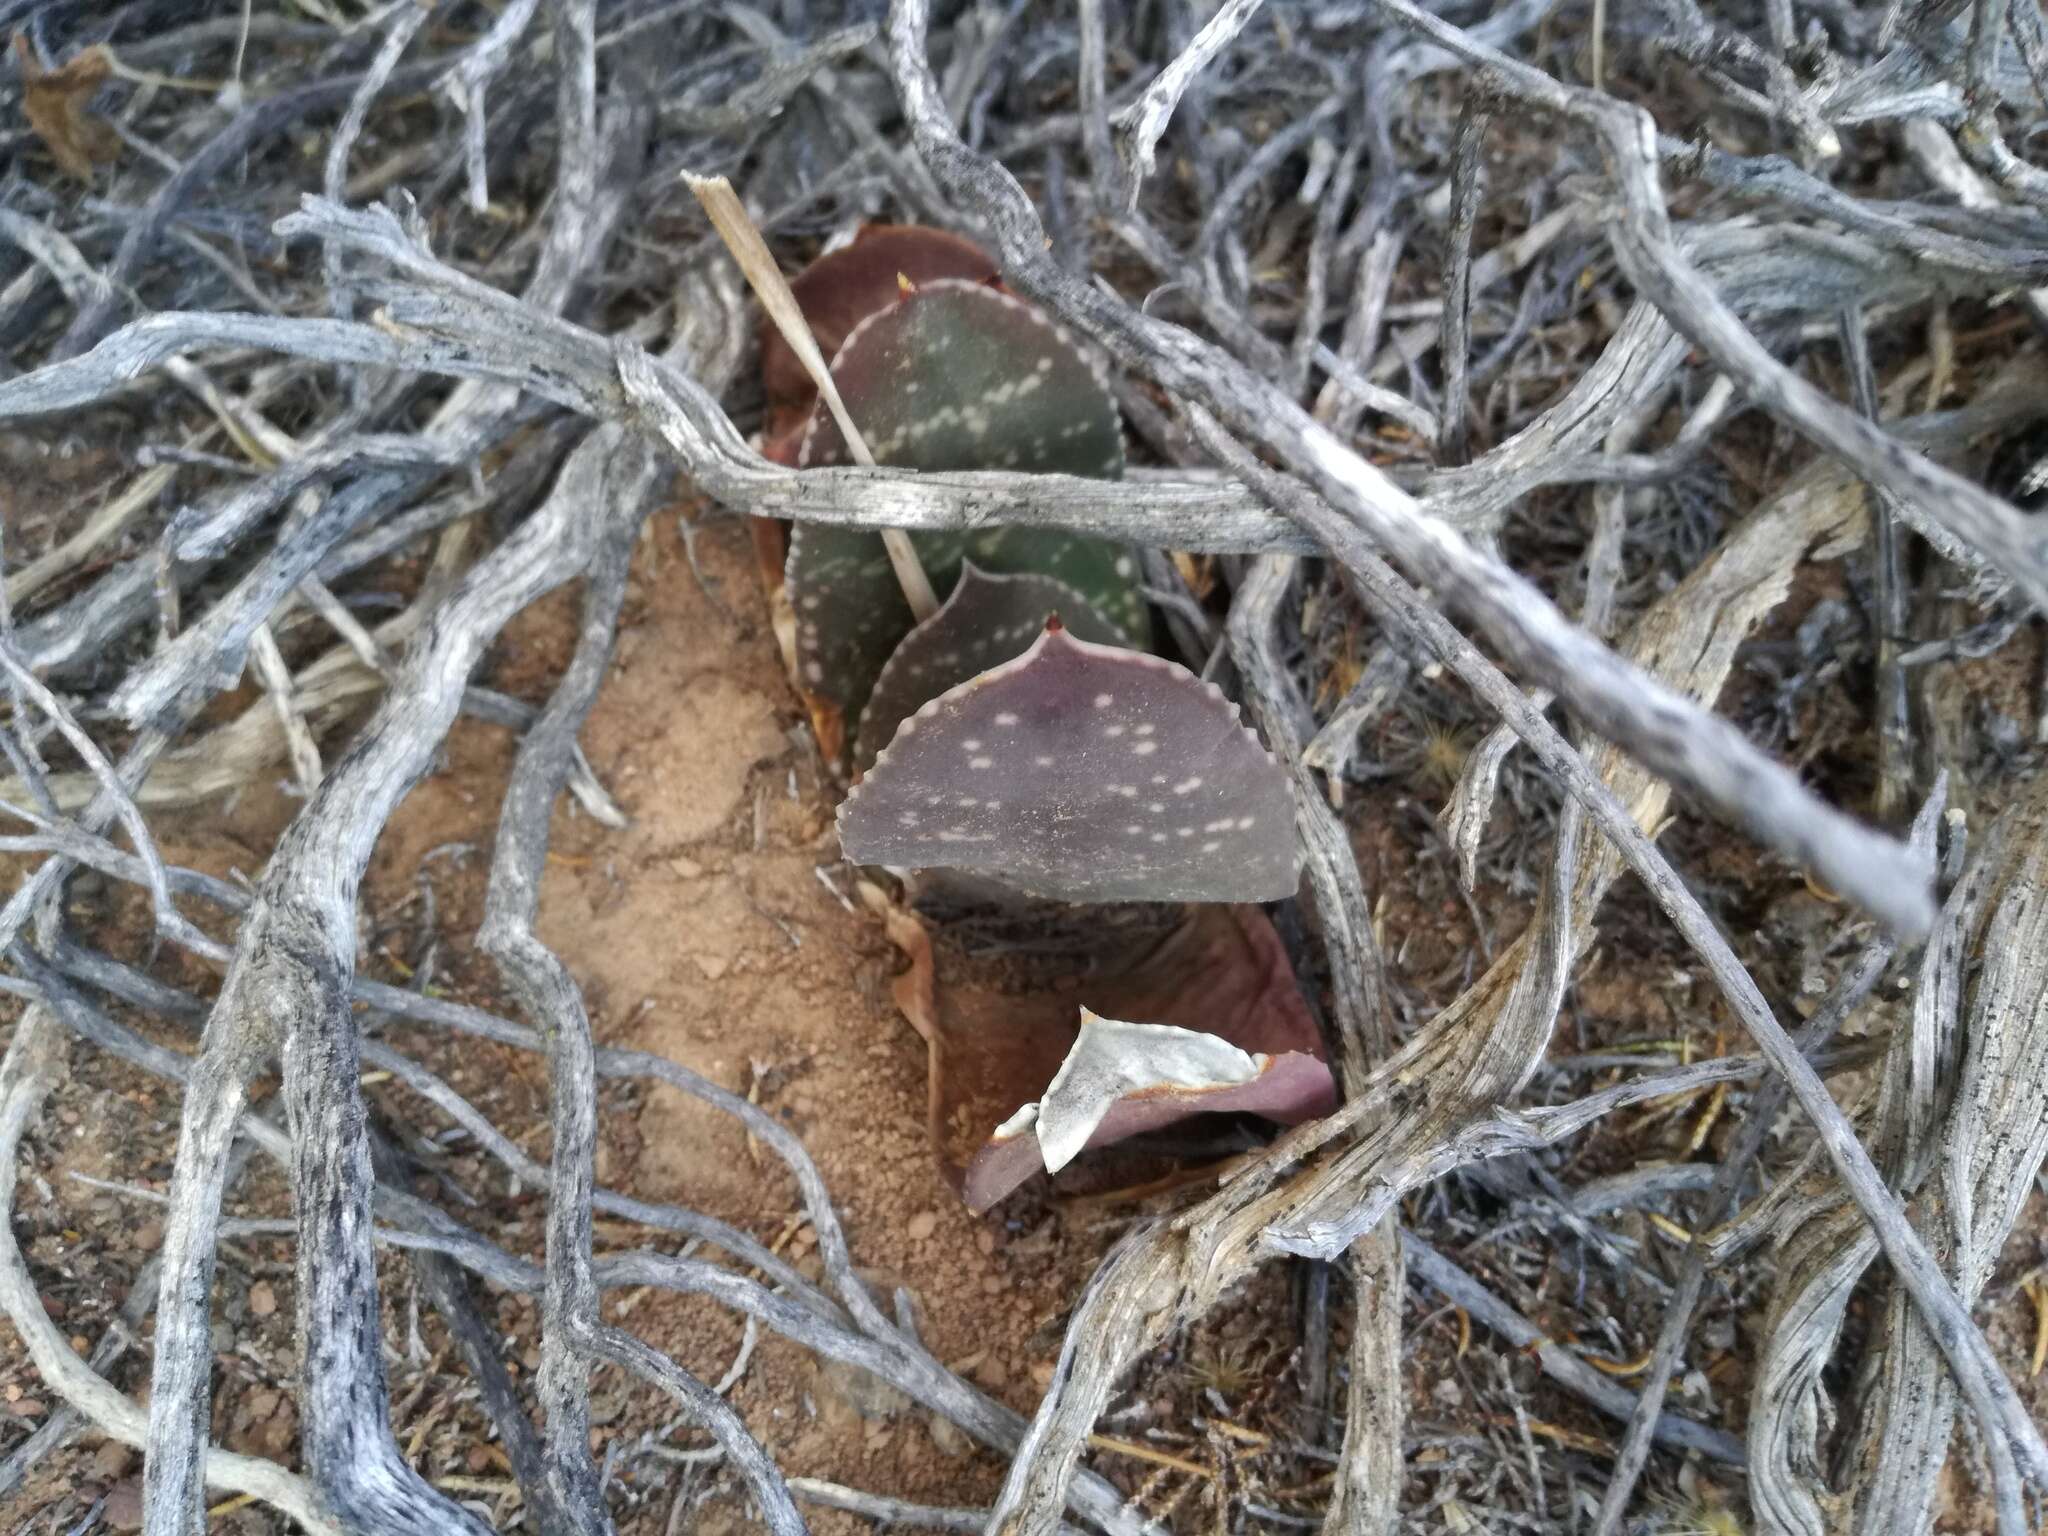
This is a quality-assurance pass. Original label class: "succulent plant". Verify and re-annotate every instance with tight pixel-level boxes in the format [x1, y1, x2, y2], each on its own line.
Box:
[754, 228, 1332, 1211]
[854, 563, 1126, 773]
[786, 277, 1148, 729]
[839, 622, 1300, 903]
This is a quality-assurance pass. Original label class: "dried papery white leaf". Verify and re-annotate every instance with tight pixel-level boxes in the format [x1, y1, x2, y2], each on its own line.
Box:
[992, 1101, 1039, 1139]
[1036, 1010, 1261, 1172]
[961, 1005, 1336, 1211]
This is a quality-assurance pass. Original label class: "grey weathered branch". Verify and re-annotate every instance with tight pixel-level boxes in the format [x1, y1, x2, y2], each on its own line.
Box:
[1587, 794, 1937, 1536]
[1191, 418, 2048, 1520]
[1841, 781, 2048, 1535]
[0, 1009, 338, 1534]
[885, 0, 1937, 940]
[475, 432, 658, 1536]
[1374, 0, 2048, 617]
[1109, 0, 1269, 205]
[139, 429, 634, 1536]
[18, 930, 1159, 1536]
[1228, 556, 1401, 1536]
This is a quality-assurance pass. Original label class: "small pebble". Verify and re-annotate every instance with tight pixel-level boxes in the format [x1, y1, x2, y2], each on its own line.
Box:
[906, 1211, 938, 1241]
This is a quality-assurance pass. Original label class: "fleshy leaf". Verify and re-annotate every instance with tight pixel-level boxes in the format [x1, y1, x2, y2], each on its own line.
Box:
[839, 624, 1300, 903]
[761, 225, 998, 443]
[855, 563, 1126, 773]
[787, 277, 1145, 720]
[796, 279, 1126, 478]
[963, 1012, 1335, 1212]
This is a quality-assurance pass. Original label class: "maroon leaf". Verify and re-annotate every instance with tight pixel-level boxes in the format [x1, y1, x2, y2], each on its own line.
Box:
[962, 1013, 1335, 1212]
[864, 899, 1336, 1210]
[839, 624, 1300, 903]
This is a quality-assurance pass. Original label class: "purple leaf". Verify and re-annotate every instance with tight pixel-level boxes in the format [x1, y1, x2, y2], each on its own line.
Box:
[839, 624, 1300, 903]
[855, 563, 1127, 773]
[961, 1009, 1336, 1213]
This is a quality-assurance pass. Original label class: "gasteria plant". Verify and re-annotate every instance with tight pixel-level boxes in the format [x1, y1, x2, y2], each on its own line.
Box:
[761, 226, 1332, 1204]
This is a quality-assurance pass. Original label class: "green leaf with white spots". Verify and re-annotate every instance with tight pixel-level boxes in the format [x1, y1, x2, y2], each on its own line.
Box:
[786, 279, 1147, 722]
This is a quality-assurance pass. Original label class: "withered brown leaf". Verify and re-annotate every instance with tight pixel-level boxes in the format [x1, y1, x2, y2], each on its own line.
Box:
[14, 35, 120, 182]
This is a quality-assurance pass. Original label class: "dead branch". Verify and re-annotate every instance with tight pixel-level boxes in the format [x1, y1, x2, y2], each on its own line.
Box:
[0, 1010, 336, 1533]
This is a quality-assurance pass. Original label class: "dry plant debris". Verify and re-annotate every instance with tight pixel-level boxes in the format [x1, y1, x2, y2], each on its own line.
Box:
[0, 1, 2046, 1535]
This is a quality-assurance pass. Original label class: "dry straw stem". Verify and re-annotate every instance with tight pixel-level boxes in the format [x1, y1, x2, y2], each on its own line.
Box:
[684, 170, 940, 621]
